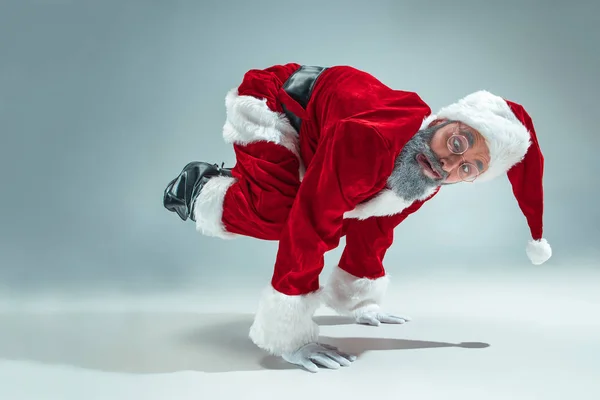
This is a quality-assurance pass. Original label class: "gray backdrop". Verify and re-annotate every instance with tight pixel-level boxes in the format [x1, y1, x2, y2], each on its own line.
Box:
[1, 0, 598, 300]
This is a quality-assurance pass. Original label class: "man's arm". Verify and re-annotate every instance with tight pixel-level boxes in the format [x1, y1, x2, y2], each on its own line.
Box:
[248, 118, 395, 356]
[323, 188, 439, 322]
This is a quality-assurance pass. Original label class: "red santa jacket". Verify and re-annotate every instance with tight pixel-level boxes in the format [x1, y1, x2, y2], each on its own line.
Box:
[266, 64, 440, 296]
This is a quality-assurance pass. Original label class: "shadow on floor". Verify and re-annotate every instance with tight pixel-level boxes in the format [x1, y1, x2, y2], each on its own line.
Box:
[0, 312, 489, 374]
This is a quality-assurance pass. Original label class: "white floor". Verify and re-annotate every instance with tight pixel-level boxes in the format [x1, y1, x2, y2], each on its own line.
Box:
[1, 261, 599, 400]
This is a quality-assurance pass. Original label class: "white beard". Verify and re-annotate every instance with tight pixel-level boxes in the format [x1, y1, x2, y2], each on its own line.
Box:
[386, 120, 451, 202]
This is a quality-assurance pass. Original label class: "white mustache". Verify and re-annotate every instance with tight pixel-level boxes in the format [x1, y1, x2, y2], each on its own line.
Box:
[420, 147, 448, 181]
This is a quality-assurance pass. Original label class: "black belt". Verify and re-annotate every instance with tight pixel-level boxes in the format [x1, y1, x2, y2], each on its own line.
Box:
[281, 65, 327, 132]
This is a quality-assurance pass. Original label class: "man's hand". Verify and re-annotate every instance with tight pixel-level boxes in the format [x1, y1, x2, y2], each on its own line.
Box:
[281, 342, 357, 373]
[355, 310, 411, 326]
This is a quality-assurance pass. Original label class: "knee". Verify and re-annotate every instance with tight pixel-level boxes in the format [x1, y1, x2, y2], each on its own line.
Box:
[253, 203, 293, 240]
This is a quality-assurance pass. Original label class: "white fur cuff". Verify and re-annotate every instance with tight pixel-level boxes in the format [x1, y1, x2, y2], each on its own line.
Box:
[222, 88, 306, 181]
[193, 175, 237, 239]
[249, 285, 321, 356]
[323, 266, 390, 318]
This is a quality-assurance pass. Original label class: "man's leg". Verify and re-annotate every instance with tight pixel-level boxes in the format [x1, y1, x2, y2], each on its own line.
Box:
[163, 161, 232, 223]
[163, 142, 301, 240]
[163, 63, 304, 240]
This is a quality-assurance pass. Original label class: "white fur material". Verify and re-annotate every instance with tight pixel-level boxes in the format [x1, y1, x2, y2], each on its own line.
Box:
[223, 88, 306, 181]
[422, 90, 532, 183]
[526, 238, 552, 265]
[248, 285, 322, 356]
[343, 186, 437, 220]
[344, 189, 412, 220]
[323, 265, 390, 318]
[192, 175, 237, 239]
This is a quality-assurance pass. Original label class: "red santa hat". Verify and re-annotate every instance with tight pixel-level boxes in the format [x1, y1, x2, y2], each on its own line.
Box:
[422, 90, 552, 265]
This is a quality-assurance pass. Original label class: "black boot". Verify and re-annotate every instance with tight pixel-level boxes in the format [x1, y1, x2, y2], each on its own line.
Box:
[163, 161, 233, 222]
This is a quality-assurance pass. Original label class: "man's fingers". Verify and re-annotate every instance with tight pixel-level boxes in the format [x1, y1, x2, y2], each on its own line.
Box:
[335, 350, 357, 363]
[323, 350, 352, 367]
[356, 312, 412, 325]
[310, 353, 341, 369]
[379, 314, 409, 324]
[357, 314, 380, 326]
[300, 358, 320, 373]
[318, 344, 357, 363]
[284, 343, 359, 372]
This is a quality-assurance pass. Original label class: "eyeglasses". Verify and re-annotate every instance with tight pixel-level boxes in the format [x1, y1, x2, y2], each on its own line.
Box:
[446, 126, 481, 183]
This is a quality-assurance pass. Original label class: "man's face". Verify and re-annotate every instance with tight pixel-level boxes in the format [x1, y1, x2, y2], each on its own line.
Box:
[388, 118, 492, 202]
[422, 119, 491, 184]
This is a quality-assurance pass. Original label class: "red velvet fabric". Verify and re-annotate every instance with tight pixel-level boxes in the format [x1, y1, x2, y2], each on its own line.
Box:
[236, 63, 301, 114]
[221, 63, 436, 296]
[270, 119, 399, 295]
[505, 101, 545, 241]
[223, 141, 301, 240]
[222, 63, 302, 240]
[338, 191, 438, 280]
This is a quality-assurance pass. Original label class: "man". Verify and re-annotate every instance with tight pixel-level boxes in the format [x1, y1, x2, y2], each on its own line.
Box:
[163, 63, 552, 372]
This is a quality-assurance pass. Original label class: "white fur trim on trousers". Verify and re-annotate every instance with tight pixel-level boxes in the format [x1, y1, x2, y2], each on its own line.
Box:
[192, 175, 237, 239]
[249, 285, 321, 356]
[322, 265, 389, 318]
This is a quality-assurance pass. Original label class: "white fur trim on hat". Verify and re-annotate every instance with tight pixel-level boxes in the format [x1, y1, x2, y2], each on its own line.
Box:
[423, 90, 531, 182]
